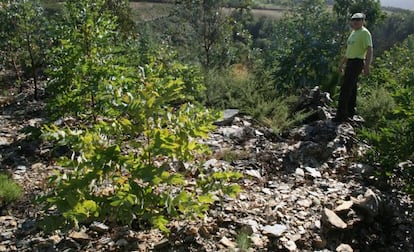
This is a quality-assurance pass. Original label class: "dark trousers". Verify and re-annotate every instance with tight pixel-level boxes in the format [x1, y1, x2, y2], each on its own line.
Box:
[336, 58, 364, 121]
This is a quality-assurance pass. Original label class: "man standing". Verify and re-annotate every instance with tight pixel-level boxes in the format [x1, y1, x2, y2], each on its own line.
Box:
[334, 13, 373, 123]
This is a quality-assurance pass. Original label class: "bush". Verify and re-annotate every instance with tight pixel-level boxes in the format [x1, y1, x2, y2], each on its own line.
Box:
[360, 115, 414, 193]
[358, 35, 414, 194]
[39, 53, 243, 231]
[358, 86, 395, 128]
[38, 1, 242, 230]
[0, 173, 23, 207]
[204, 67, 305, 133]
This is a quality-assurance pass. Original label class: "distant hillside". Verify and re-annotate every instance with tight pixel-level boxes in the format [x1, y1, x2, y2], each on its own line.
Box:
[380, 0, 414, 10]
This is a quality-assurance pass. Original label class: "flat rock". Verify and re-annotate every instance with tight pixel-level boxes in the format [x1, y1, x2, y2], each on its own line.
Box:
[0, 245, 7, 252]
[334, 201, 353, 213]
[214, 109, 240, 126]
[262, 224, 287, 237]
[69, 231, 90, 242]
[48, 234, 62, 245]
[0, 231, 13, 241]
[238, 219, 260, 234]
[304, 167, 321, 178]
[220, 236, 236, 248]
[295, 168, 305, 177]
[297, 199, 313, 208]
[250, 233, 265, 247]
[90, 221, 109, 233]
[245, 169, 262, 180]
[0, 216, 17, 228]
[0, 137, 11, 146]
[284, 240, 297, 251]
[336, 243, 353, 252]
[321, 208, 347, 229]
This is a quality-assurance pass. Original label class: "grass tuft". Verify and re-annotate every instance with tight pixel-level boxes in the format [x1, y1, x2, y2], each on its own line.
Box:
[0, 173, 23, 207]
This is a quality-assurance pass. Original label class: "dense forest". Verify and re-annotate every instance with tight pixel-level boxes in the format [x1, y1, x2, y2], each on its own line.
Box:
[0, 0, 413, 251]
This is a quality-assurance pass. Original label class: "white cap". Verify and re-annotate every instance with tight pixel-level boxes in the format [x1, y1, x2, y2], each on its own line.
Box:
[351, 13, 365, 19]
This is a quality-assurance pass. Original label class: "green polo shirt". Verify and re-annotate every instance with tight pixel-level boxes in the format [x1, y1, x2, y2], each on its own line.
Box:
[345, 26, 373, 59]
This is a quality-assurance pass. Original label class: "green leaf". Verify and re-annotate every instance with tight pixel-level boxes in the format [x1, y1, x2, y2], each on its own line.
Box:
[151, 215, 170, 234]
[198, 194, 214, 204]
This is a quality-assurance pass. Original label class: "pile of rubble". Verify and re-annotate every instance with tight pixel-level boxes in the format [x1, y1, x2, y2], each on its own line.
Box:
[0, 89, 413, 251]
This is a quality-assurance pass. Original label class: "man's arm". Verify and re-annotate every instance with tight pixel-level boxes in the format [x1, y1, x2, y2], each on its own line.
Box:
[339, 56, 348, 74]
[364, 46, 373, 75]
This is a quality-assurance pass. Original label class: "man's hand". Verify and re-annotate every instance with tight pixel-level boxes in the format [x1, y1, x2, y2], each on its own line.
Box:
[338, 65, 345, 74]
[363, 64, 370, 75]
[364, 46, 373, 75]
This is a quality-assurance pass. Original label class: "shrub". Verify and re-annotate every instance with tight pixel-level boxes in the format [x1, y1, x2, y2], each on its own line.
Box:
[204, 67, 305, 133]
[358, 35, 414, 194]
[0, 173, 23, 207]
[358, 86, 395, 128]
[38, 1, 242, 230]
[39, 53, 243, 231]
[45, 0, 121, 120]
[0, 0, 49, 98]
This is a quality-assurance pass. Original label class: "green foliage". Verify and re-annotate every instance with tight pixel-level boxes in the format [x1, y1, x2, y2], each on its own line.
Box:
[236, 230, 252, 250]
[40, 65, 242, 230]
[359, 115, 414, 193]
[372, 11, 414, 55]
[269, 0, 340, 92]
[46, 0, 205, 121]
[358, 35, 414, 194]
[204, 67, 305, 133]
[46, 0, 124, 120]
[0, 0, 49, 97]
[0, 173, 23, 207]
[103, 0, 135, 37]
[358, 87, 395, 128]
[39, 0, 242, 229]
[257, 95, 313, 134]
[40, 91, 241, 231]
[173, 0, 253, 69]
[333, 0, 385, 27]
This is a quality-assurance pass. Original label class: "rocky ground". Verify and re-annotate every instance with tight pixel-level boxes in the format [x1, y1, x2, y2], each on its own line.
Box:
[0, 88, 413, 252]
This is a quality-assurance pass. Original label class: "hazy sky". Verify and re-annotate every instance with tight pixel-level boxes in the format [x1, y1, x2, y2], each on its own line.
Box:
[380, 0, 414, 10]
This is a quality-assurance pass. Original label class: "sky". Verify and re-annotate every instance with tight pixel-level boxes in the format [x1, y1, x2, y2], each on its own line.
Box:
[380, 0, 414, 10]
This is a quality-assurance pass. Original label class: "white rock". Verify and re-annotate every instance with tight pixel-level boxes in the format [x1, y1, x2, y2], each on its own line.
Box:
[220, 236, 236, 248]
[262, 188, 272, 195]
[245, 169, 262, 180]
[334, 201, 353, 213]
[90, 221, 109, 233]
[297, 199, 313, 208]
[321, 208, 347, 229]
[262, 224, 287, 237]
[239, 219, 260, 234]
[69, 231, 90, 241]
[304, 167, 321, 178]
[203, 159, 218, 169]
[284, 240, 297, 251]
[0, 137, 11, 146]
[250, 234, 264, 247]
[295, 168, 305, 177]
[336, 243, 353, 252]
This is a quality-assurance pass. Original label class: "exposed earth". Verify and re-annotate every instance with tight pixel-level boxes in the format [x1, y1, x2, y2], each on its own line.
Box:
[0, 87, 413, 251]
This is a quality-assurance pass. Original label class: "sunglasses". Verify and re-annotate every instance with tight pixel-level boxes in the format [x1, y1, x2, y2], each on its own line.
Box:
[351, 18, 363, 21]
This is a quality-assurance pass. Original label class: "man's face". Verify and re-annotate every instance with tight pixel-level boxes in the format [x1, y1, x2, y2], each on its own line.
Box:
[351, 18, 364, 29]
